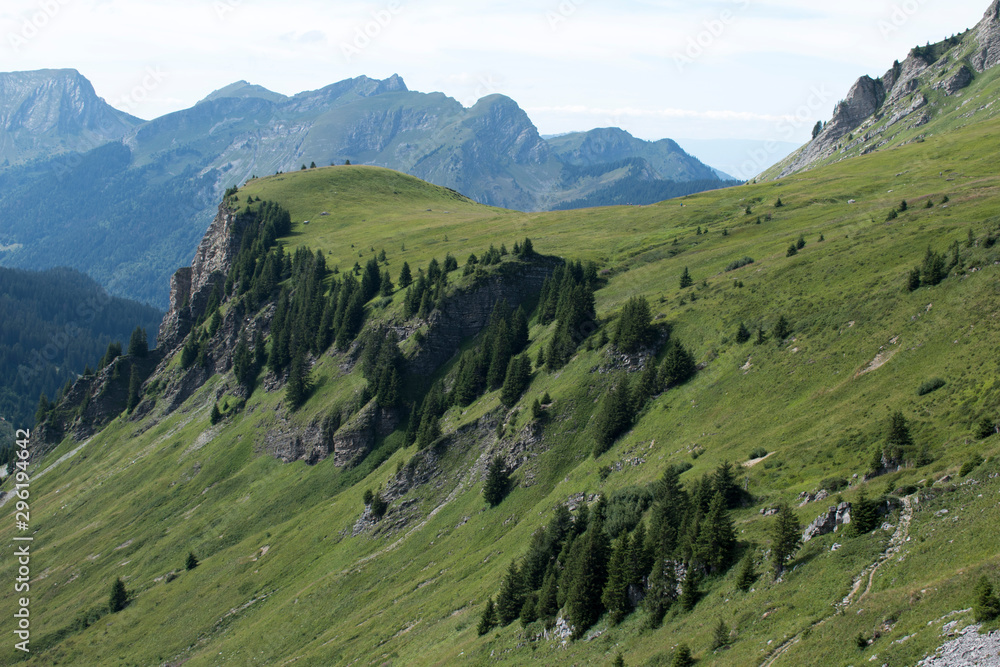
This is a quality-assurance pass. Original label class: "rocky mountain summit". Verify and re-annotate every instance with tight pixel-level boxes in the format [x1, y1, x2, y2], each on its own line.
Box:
[0, 68, 139, 166]
[768, 0, 1000, 178]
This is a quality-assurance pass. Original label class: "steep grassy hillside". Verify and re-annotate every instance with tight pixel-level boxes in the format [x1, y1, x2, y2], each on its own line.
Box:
[2, 116, 1000, 666]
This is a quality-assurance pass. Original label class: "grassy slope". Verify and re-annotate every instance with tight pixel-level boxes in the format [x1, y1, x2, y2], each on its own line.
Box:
[2, 118, 1000, 666]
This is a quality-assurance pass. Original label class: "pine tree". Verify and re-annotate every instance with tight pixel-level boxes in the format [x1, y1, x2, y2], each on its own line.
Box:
[565, 504, 610, 638]
[796, 234, 806, 250]
[670, 644, 694, 667]
[735, 548, 757, 592]
[974, 575, 1000, 622]
[483, 456, 509, 507]
[680, 566, 700, 611]
[612, 652, 626, 667]
[519, 592, 538, 627]
[127, 327, 148, 357]
[644, 556, 677, 627]
[613, 296, 653, 353]
[285, 352, 311, 410]
[848, 489, 879, 537]
[477, 598, 498, 635]
[538, 566, 560, 620]
[787, 243, 798, 257]
[711, 618, 730, 650]
[659, 340, 696, 390]
[770, 503, 801, 576]
[495, 560, 526, 626]
[379, 270, 394, 296]
[500, 354, 531, 407]
[109, 577, 129, 613]
[593, 378, 633, 456]
[772, 315, 791, 341]
[398, 262, 412, 288]
[697, 491, 736, 572]
[210, 402, 222, 425]
[884, 410, 913, 465]
[907, 267, 921, 292]
[602, 533, 632, 625]
[713, 460, 740, 509]
[186, 552, 199, 570]
[126, 365, 142, 413]
[679, 267, 693, 289]
[735, 321, 751, 344]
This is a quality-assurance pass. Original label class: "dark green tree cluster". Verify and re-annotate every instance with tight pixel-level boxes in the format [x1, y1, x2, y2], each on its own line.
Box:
[232, 329, 267, 390]
[482, 461, 744, 640]
[224, 200, 292, 306]
[537, 261, 598, 370]
[403, 256, 452, 319]
[847, 489, 881, 537]
[612, 296, 654, 353]
[452, 302, 530, 407]
[593, 339, 696, 456]
[907, 245, 950, 291]
[359, 327, 405, 408]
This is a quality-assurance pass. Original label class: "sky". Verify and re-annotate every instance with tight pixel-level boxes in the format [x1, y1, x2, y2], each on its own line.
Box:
[0, 0, 992, 149]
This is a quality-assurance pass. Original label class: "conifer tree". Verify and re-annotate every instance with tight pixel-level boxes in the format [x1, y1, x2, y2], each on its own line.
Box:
[770, 503, 801, 576]
[186, 552, 199, 570]
[602, 533, 632, 625]
[644, 556, 677, 627]
[379, 270, 394, 296]
[847, 489, 880, 536]
[772, 315, 791, 341]
[126, 365, 142, 413]
[670, 644, 694, 667]
[679, 267, 693, 289]
[566, 501, 610, 638]
[285, 352, 311, 410]
[477, 598, 498, 635]
[711, 618, 730, 650]
[483, 456, 509, 507]
[500, 354, 531, 407]
[109, 577, 129, 613]
[210, 402, 222, 425]
[127, 327, 148, 357]
[495, 560, 526, 626]
[593, 378, 633, 456]
[680, 566, 700, 611]
[974, 575, 1000, 622]
[538, 566, 560, 621]
[712, 460, 740, 509]
[613, 296, 653, 353]
[697, 491, 736, 572]
[735, 548, 757, 592]
[659, 340, 696, 389]
[398, 262, 412, 288]
[735, 321, 751, 344]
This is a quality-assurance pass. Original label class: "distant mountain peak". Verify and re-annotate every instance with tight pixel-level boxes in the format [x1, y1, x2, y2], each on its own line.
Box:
[0, 68, 140, 165]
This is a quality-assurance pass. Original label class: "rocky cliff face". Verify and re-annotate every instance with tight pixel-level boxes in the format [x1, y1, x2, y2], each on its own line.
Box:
[973, 0, 1000, 71]
[158, 203, 243, 351]
[408, 257, 560, 378]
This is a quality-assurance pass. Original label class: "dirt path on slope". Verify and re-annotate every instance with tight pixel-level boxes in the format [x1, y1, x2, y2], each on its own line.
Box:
[760, 494, 915, 667]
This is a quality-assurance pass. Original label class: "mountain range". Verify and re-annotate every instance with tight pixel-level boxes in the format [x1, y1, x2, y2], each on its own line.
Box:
[4, 3, 1000, 665]
[0, 69, 734, 308]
